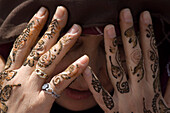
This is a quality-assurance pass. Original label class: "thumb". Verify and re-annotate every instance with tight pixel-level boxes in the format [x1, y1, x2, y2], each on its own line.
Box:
[0, 55, 5, 71]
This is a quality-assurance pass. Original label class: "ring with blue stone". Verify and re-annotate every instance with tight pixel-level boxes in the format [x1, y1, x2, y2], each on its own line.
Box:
[42, 83, 60, 98]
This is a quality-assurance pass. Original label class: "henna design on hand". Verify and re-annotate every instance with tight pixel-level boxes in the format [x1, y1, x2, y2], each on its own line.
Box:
[102, 89, 114, 110]
[0, 101, 8, 113]
[43, 19, 59, 39]
[23, 40, 45, 67]
[124, 26, 138, 48]
[109, 38, 118, 53]
[132, 55, 144, 83]
[109, 53, 129, 93]
[0, 84, 21, 113]
[152, 93, 160, 113]
[24, 19, 59, 67]
[146, 24, 159, 79]
[91, 69, 114, 110]
[159, 99, 170, 113]
[38, 50, 56, 68]
[12, 20, 35, 62]
[4, 56, 12, 70]
[53, 64, 78, 86]
[91, 71, 102, 93]
[0, 70, 17, 90]
[143, 98, 152, 113]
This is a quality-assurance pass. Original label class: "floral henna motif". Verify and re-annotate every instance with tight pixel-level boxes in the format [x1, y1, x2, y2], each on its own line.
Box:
[53, 64, 79, 86]
[0, 70, 17, 90]
[23, 40, 45, 67]
[159, 99, 170, 113]
[152, 93, 160, 113]
[146, 24, 159, 79]
[4, 56, 12, 70]
[38, 50, 56, 68]
[102, 89, 114, 110]
[132, 55, 144, 83]
[124, 26, 138, 48]
[91, 69, 114, 110]
[109, 51, 129, 93]
[0, 84, 21, 113]
[91, 71, 102, 93]
[53, 64, 78, 86]
[24, 19, 59, 67]
[43, 19, 59, 39]
[12, 20, 35, 62]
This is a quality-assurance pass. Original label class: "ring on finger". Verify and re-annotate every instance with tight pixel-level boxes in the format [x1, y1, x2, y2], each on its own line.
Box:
[35, 69, 49, 79]
[42, 83, 60, 98]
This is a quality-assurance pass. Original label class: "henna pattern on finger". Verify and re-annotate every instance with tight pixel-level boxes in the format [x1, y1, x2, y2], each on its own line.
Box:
[132, 55, 144, 83]
[4, 56, 12, 70]
[24, 19, 59, 67]
[43, 19, 59, 39]
[143, 98, 152, 113]
[146, 24, 159, 79]
[23, 40, 45, 67]
[37, 50, 56, 68]
[53, 64, 79, 86]
[12, 20, 35, 62]
[158, 99, 170, 113]
[91, 69, 114, 110]
[91, 71, 102, 93]
[0, 84, 21, 113]
[109, 38, 118, 53]
[152, 93, 160, 113]
[124, 26, 138, 48]
[102, 88, 114, 110]
[109, 52, 129, 93]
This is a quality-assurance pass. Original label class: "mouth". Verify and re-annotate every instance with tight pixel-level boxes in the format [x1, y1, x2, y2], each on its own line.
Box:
[65, 87, 92, 100]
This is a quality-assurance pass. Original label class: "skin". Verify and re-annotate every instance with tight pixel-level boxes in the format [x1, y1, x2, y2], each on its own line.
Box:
[0, 6, 170, 113]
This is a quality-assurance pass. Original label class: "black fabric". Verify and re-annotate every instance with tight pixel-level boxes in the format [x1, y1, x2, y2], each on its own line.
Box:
[50, 102, 103, 113]
[0, 0, 170, 44]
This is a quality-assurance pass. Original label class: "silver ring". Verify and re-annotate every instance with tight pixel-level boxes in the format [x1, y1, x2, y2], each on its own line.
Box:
[35, 69, 48, 79]
[42, 83, 60, 98]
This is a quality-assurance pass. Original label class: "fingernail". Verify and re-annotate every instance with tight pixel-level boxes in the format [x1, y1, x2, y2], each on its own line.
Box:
[68, 24, 80, 34]
[107, 25, 115, 38]
[37, 7, 47, 17]
[79, 55, 89, 64]
[143, 11, 151, 24]
[55, 6, 65, 20]
[122, 8, 132, 23]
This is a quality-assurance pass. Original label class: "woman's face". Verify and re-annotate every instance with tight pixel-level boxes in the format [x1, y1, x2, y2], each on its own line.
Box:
[51, 34, 113, 111]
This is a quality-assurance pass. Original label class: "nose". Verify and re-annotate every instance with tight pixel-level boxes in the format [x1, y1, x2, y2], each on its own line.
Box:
[69, 35, 105, 90]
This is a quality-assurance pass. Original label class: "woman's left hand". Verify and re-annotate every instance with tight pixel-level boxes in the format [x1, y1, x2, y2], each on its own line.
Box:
[83, 9, 170, 113]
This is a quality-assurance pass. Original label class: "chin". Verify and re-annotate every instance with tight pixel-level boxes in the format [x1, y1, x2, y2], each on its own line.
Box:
[55, 88, 97, 111]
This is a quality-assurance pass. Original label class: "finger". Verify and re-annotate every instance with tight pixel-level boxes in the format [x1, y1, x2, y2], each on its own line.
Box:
[164, 78, 170, 107]
[31, 24, 82, 87]
[23, 6, 68, 70]
[39, 55, 89, 104]
[83, 66, 115, 112]
[119, 9, 145, 83]
[0, 55, 5, 71]
[6, 7, 48, 70]
[139, 11, 159, 84]
[104, 25, 129, 94]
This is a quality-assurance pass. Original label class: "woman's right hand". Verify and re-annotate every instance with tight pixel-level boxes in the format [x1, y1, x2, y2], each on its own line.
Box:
[0, 6, 89, 113]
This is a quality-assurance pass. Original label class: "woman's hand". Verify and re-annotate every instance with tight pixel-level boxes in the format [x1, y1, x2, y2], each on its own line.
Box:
[83, 9, 170, 113]
[0, 6, 89, 113]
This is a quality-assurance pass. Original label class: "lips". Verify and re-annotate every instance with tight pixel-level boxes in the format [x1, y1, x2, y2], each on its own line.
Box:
[65, 87, 92, 100]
